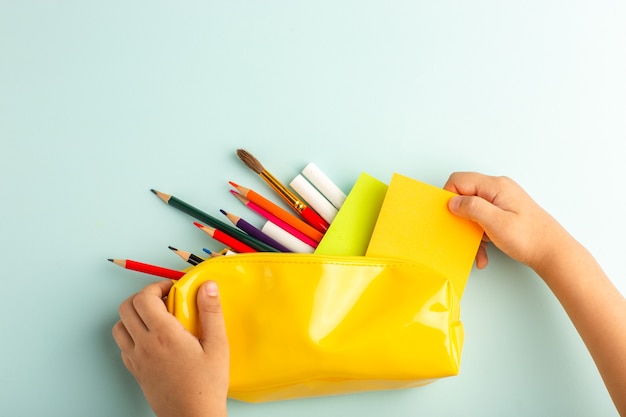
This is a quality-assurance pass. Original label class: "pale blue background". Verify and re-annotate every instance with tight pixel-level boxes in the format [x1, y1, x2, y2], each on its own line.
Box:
[1, 1, 625, 416]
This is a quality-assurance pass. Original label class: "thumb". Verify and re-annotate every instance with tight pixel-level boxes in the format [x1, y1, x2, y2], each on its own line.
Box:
[197, 281, 229, 356]
[448, 195, 509, 234]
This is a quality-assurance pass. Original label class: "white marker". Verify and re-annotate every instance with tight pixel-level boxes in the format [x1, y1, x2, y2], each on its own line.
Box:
[261, 221, 315, 253]
[301, 162, 347, 209]
[290, 174, 338, 224]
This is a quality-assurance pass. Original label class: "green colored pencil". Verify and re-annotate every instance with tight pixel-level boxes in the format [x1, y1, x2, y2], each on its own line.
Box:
[150, 189, 279, 252]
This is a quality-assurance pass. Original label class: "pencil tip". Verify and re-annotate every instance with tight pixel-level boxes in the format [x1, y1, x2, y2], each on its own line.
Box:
[229, 181, 239, 188]
[231, 191, 247, 204]
[193, 221, 203, 228]
[168, 245, 177, 251]
[219, 209, 226, 215]
[150, 189, 170, 203]
[107, 258, 113, 262]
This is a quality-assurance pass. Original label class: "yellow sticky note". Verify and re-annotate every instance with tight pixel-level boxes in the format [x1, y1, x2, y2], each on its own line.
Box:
[365, 173, 483, 296]
[315, 172, 388, 256]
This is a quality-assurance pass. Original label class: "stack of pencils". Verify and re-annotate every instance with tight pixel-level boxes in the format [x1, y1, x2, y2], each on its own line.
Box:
[109, 149, 347, 280]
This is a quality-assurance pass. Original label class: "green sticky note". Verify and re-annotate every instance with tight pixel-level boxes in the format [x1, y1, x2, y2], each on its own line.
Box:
[314, 172, 388, 256]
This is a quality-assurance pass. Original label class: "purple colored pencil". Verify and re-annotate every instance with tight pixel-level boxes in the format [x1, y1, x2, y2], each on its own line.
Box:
[220, 210, 293, 253]
[230, 190, 320, 248]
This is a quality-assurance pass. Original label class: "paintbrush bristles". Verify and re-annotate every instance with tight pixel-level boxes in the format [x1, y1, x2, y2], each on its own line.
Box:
[237, 149, 265, 174]
[236, 148, 303, 209]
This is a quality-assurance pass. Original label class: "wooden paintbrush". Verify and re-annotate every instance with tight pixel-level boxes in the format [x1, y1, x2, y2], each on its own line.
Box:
[236, 149, 329, 233]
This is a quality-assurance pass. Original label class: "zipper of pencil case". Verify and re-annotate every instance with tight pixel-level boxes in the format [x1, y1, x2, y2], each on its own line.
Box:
[180, 252, 426, 273]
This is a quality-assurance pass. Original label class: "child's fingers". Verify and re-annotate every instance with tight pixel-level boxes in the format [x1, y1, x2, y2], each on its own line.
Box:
[475, 241, 489, 269]
[117, 280, 174, 340]
[448, 194, 511, 236]
[130, 280, 175, 332]
[112, 320, 134, 351]
[445, 172, 528, 212]
[197, 281, 229, 359]
[444, 172, 500, 201]
[118, 293, 149, 340]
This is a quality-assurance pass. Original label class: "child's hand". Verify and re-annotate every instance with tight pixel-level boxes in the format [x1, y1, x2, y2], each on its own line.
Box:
[444, 172, 570, 272]
[112, 280, 229, 417]
[446, 172, 626, 416]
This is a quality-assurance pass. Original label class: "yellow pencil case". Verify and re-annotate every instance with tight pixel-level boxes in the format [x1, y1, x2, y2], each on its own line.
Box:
[166, 253, 465, 403]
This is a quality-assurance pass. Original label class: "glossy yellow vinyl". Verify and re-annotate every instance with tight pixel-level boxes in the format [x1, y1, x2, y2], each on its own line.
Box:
[167, 253, 464, 403]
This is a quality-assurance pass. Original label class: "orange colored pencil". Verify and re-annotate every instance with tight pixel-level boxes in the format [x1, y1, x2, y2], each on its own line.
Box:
[194, 222, 257, 253]
[229, 182, 324, 243]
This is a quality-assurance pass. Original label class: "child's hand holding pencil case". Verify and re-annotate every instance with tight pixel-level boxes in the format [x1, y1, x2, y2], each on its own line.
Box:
[166, 173, 484, 403]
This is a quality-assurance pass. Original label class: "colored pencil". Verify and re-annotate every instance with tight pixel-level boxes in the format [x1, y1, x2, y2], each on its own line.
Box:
[108, 258, 185, 280]
[231, 190, 319, 248]
[168, 246, 204, 266]
[150, 189, 278, 252]
[194, 222, 257, 253]
[202, 248, 236, 256]
[236, 149, 330, 233]
[220, 209, 293, 252]
[202, 248, 222, 257]
[229, 182, 323, 243]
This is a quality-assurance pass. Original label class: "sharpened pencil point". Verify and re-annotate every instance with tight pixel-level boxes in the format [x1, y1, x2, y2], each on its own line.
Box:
[231, 191, 248, 205]
[108, 258, 125, 268]
[150, 189, 171, 204]
[193, 221, 204, 228]
[229, 181, 239, 188]
[168, 246, 177, 251]
[219, 209, 227, 215]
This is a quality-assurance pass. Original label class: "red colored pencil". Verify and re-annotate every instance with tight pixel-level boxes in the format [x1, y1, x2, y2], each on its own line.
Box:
[108, 258, 185, 280]
[193, 222, 257, 253]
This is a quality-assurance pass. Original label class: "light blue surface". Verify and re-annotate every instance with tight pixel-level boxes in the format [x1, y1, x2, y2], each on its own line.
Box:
[1, 1, 625, 416]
